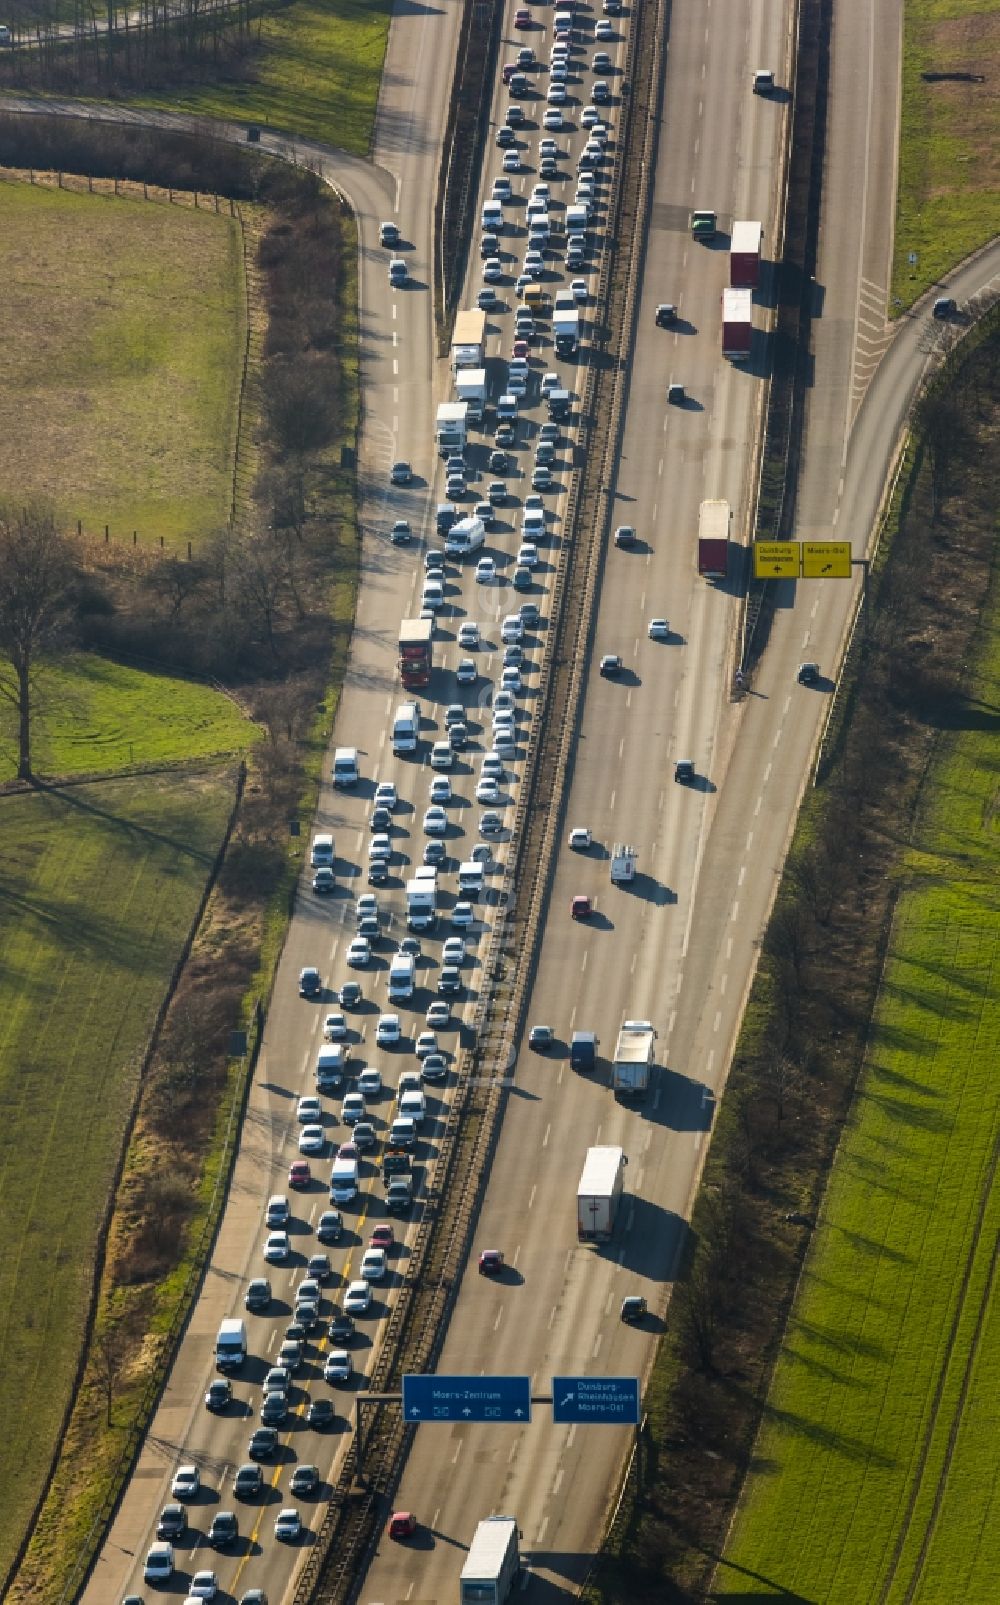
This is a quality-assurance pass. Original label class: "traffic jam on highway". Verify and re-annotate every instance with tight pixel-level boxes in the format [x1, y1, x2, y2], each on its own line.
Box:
[132, 0, 778, 1598]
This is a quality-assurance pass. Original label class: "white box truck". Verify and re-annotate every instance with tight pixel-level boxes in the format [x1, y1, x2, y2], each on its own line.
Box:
[392, 702, 421, 754]
[612, 1020, 656, 1095]
[455, 367, 488, 423]
[610, 843, 637, 883]
[451, 308, 487, 371]
[436, 400, 469, 455]
[333, 746, 359, 786]
[577, 1146, 627, 1239]
[460, 1516, 521, 1604]
[406, 876, 437, 931]
[215, 1316, 247, 1372]
[553, 306, 580, 357]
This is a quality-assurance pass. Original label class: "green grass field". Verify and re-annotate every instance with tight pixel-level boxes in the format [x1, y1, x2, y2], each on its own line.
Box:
[0, 765, 242, 1587]
[0, 653, 256, 781]
[894, 0, 1000, 304]
[135, 0, 391, 153]
[719, 613, 1000, 1598]
[0, 177, 244, 549]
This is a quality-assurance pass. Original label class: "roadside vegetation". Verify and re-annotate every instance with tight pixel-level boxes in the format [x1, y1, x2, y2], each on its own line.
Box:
[0, 118, 360, 1601]
[0, 0, 390, 153]
[0, 175, 244, 547]
[893, 0, 1000, 305]
[582, 318, 1000, 1602]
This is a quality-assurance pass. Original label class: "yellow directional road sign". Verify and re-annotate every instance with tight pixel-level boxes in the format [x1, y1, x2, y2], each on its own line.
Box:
[753, 541, 799, 579]
[802, 540, 852, 578]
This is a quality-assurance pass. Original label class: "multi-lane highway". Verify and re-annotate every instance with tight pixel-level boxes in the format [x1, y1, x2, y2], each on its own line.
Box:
[67, 0, 1000, 1590]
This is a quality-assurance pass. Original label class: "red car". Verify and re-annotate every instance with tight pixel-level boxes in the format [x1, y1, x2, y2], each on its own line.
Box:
[478, 1249, 505, 1275]
[571, 895, 592, 920]
[288, 1160, 312, 1188]
[388, 1511, 417, 1541]
[369, 1225, 395, 1251]
[514, 7, 532, 24]
[512, 338, 530, 359]
[502, 61, 518, 82]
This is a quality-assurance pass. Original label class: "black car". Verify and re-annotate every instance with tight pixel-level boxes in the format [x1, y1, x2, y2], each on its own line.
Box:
[205, 1378, 232, 1413]
[353, 1121, 377, 1152]
[317, 1209, 343, 1244]
[209, 1510, 240, 1548]
[234, 1462, 264, 1498]
[529, 1025, 554, 1051]
[655, 302, 677, 326]
[621, 1295, 648, 1323]
[420, 1053, 448, 1083]
[245, 1277, 271, 1313]
[299, 966, 321, 998]
[248, 1427, 278, 1461]
[797, 661, 820, 685]
[328, 1309, 356, 1343]
[290, 1464, 320, 1496]
[308, 1398, 336, 1428]
[370, 805, 393, 831]
[157, 1504, 187, 1539]
[261, 1391, 289, 1426]
[674, 759, 695, 784]
[368, 859, 389, 885]
[932, 296, 956, 320]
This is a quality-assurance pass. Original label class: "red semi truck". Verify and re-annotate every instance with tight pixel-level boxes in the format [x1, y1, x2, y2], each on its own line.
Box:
[398, 618, 432, 688]
[722, 287, 753, 360]
[697, 499, 730, 578]
[730, 220, 763, 288]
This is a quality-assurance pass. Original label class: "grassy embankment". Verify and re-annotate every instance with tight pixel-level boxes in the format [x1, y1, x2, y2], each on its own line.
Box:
[0, 175, 244, 549]
[0, 176, 257, 1587]
[135, 0, 392, 152]
[893, 0, 1000, 305]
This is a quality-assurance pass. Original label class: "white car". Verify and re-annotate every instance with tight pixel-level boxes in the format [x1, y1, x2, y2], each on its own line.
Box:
[368, 834, 391, 862]
[429, 775, 452, 803]
[543, 109, 564, 130]
[426, 1000, 452, 1027]
[298, 1124, 325, 1154]
[188, 1571, 220, 1599]
[347, 937, 371, 968]
[344, 1279, 372, 1314]
[324, 1349, 352, 1382]
[342, 1091, 366, 1123]
[360, 1247, 387, 1282]
[458, 622, 480, 648]
[595, 17, 614, 37]
[376, 1014, 401, 1046]
[442, 937, 466, 965]
[423, 806, 448, 836]
[481, 752, 505, 779]
[648, 617, 670, 640]
[476, 556, 497, 584]
[356, 892, 378, 920]
[517, 542, 539, 569]
[483, 255, 503, 282]
[422, 578, 445, 610]
[430, 739, 454, 770]
[374, 781, 397, 810]
[357, 1067, 383, 1096]
[477, 777, 501, 804]
[297, 1096, 322, 1124]
[581, 104, 600, 126]
[571, 278, 588, 302]
[547, 83, 567, 103]
[569, 827, 592, 849]
[502, 149, 522, 172]
[457, 657, 477, 684]
[539, 137, 559, 158]
[493, 689, 517, 716]
[274, 1509, 302, 1543]
[323, 1012, 347, 1041]
[531, 182, 551, 204]
[143, 1543, 174, 1584]
[264, 1231, 290, 1263]
[452, 901, 475, 928]
[171, 1465, 201, 1499]
[492, 176, 512, 199]
[500, 667, 521, 694]
[415, 1031, 439, 1059]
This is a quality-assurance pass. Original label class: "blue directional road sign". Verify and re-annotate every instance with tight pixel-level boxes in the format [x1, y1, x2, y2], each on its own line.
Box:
[552, 1376, 641, 1425]
[403, 1374, 532, 1423]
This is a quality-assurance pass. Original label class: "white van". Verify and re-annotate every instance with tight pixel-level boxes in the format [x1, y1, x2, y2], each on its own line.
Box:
[388, 953, 416, 1001]
[481, 199, 504, 234]
[392, 703, 421, 754]
[333, 747, 359, 786]
[566, 204, 589, 233]
[310, 832, 334, 868]
[445, 515, 486, 557]
[316, 1044, 346, 1090]
[458, 860, 486, 898]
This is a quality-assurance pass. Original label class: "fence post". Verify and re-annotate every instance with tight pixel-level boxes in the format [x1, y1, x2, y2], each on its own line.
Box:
[105, 524, 109, 542]
[77, 519, 82, 536]
[133, 530, 137, 546]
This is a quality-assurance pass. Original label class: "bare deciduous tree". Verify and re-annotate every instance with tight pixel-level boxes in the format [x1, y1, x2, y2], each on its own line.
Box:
[0, 506, 77, 780]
